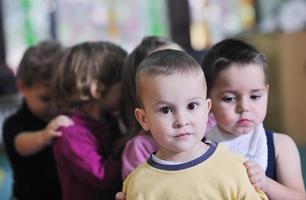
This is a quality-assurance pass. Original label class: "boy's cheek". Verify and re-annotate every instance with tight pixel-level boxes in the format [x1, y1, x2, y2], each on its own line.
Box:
[31, 103, 58, 121]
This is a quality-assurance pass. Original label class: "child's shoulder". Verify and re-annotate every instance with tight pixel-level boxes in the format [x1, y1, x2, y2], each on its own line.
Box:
[125, 131, 158, 153]
[273, 132, 295, 143]
[123, 160, 149, 184]
[214, 143, 246, 162]
[3, 103, 30, 127]
[272, 132, 297, 148]
[209, 143, 248, 174]
[272, 132, 299, 158]
[127, 132, 157, 147]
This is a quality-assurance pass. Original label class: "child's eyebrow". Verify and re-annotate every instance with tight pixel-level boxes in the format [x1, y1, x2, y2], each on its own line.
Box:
[190, 96, 206, 100]
[152, 97, 205, 107]
[152, 101, 171, 107]
[185, 96, 206, 103]
[219, 87, 267, 93]
[250, 88, 266, 93]
[217, 90, 236, 95]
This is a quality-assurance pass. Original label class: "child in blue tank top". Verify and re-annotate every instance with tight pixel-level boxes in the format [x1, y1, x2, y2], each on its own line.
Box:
[203, 38, 305, 200]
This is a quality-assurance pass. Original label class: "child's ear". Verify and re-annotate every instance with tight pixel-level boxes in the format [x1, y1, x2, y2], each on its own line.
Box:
[134, 108, 149, 131]
[90, 82, 104, 99]
[16, 79, 27, 96]
[206, 98, 212, 113]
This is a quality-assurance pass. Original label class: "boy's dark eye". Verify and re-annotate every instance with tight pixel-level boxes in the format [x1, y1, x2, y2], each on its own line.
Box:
[160, 107, 172, 114]
[250, 95, 261, 100]
[187, 102, 197, 110]
[222, 96, 235, 103]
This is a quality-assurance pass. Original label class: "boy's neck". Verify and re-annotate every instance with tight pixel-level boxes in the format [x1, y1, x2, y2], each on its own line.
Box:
[155, 142, 208, 163]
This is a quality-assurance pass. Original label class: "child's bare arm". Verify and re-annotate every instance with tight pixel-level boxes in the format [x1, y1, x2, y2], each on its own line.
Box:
[262, 133, 305, 200]
[15, 115, 73, 156]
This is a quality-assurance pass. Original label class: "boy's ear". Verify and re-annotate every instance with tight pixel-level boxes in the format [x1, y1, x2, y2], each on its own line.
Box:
[16, 79, 27, 96]
[206, 98, 212, 113]
[134, 108, 149, 131]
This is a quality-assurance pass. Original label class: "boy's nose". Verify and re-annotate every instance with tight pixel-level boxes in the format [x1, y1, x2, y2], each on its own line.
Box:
[236, 99, 250, 113]
[173, 112, 190, 128]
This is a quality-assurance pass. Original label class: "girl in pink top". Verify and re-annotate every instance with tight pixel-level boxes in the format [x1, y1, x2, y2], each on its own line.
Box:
[120, 36, 182, 179]
[52, 41, 127, 200]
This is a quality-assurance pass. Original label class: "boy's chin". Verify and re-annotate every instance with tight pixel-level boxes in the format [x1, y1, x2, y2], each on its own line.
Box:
[38, 113, 57, 122]
[230, 128, 254, 136]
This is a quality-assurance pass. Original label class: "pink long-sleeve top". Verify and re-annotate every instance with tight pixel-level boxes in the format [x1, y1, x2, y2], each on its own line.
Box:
[121, 132, 158, 179]
[53, 111, 121, 200]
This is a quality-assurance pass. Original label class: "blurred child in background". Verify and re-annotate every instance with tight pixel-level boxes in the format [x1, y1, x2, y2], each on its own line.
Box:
[120, 36, 182, 179]
[52, 41, 127, 200]
[2, 41, 73, 200]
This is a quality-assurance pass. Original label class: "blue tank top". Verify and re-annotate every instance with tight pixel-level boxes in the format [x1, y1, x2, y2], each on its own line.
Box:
[265, 129, 276, 180]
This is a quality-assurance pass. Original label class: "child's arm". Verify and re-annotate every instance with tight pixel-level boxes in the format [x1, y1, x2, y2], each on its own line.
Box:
[15, 115, 73, 156]
[245, 133, 306, 200]
[53, 126, 122, 189]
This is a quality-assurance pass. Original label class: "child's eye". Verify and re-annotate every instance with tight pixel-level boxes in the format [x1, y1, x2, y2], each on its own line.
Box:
[39, 95, 51, 103]
[250, 95, 261, 101]
[187, 102, 198, 110]
[159, 107, 172, 114]
[222, 96, 236, 103]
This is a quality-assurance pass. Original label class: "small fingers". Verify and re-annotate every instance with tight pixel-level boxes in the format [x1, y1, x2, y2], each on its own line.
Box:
[252, 181, 262, 189]
[54, 115, 74, 127]
[248, 172, 266, 190]
[115, 192, 126, 200]
[252, 179, 265, 190]
[52, 131, 62, 137]
[245, 166, 259, 177]
[243, 160, 256, 168]
[249, 174, 260, 184]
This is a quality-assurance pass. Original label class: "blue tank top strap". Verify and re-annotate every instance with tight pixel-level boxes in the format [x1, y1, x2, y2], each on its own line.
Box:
[265, 129, 277, 180]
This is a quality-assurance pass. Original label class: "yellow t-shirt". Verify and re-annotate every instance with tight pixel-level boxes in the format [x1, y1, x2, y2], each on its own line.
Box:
[123, 142, 268, 200]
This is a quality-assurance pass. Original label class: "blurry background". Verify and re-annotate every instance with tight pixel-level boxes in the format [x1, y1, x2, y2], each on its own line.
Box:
[0, 0, 306, 199]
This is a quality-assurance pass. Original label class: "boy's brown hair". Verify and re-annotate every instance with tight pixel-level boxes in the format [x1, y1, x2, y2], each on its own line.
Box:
[17, 40, 63, 87]
[202, 38, 268, 95]
[135, 49, 206, 107]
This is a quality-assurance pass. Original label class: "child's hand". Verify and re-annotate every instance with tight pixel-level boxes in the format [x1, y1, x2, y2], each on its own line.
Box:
[244, 161, 267, 191]
[115, 192, 126, 200]
[43, 115, 73, 141]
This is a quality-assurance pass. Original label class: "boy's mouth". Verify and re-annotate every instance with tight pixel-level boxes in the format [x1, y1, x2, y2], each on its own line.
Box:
[174, 133, 191, 138]
[238, 119, 252, 126]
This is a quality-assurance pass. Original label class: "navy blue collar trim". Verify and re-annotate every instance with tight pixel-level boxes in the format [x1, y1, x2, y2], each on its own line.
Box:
[147, 141, 218, 171]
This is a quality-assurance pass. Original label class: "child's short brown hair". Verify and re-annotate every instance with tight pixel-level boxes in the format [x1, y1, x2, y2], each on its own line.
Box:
[202, 38, 268, 95]
[135, 49, 205, 107]
[17, 40, 63, 87]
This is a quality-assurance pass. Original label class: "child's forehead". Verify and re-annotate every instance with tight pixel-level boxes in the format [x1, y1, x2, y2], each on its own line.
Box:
[217, 63, 265, 76]
[214, 64, 266, 87]
[142, 69, 202, 80]
[140, 71, 206, 93]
